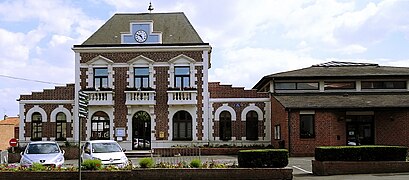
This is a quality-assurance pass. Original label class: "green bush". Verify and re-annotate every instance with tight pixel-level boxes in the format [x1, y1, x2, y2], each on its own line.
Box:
[81, 159, 102, 170]
[190, 159, 201, 168]
[238, 149, 288, 168]
[139, 158, 154, 168]
[29, 163, 47, 171]
[315, 146, 408, 161]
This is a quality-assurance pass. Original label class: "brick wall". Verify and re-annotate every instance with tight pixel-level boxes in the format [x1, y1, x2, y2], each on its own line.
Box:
[375, 110, 409, 146]
[209, 82, 268, 98]
[271, 97, 288, 148]
[154, 66, 170, 140]
[80, 51, 203, 63]
[20, 84, 74, 100]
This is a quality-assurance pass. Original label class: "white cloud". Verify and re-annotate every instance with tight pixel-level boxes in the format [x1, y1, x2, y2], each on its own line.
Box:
[335, 44, 367, 54]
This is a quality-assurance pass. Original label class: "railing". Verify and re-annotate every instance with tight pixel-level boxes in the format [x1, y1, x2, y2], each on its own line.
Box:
[167, 90, 197, 105]
[125, 91, 155, 105]
[0, 150, 7, 164]
[86, 91, 114, 106]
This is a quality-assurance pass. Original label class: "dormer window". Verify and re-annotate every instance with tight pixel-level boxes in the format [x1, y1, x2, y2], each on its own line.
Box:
[175, 66, 190, 88]
[134, 67, 149, 89]
[94, 68, 108, 89]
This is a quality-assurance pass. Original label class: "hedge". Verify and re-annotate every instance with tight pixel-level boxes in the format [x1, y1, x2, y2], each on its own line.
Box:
[238, 149, 288, 168]
[315, 146, 408, 161]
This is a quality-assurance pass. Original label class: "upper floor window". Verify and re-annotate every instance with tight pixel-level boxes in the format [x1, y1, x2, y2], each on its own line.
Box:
[275, 82, 319, 90]
[324, 81, 355, 90]
[300, 114, 315, 138]
[362, 81, 406, 89]
[175, 66, 190, 88]
[134, 67, 149, 88]
[94, 68, 108, 89]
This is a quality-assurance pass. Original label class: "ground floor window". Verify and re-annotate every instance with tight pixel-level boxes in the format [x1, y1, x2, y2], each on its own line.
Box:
[91, 111, 110, 140]
[31, 112, 42, 141]
[219, 111, 232, 141]
[56, 112, 67, 141]
[274, 125, 281, 140]
[246, 111, 258, 140]
[173, 110, 192, 141]
[300, 114, 315, 138]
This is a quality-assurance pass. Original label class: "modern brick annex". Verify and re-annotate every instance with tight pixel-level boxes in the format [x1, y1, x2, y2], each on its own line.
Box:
[17, 13, 409, 156]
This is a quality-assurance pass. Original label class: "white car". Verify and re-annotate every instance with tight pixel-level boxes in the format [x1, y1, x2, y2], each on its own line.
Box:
[81, 140, 129, 168]
[20, 141, 65, 167]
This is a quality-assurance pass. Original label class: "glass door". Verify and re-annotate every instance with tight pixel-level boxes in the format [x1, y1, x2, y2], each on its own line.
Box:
[346, 115, 374, 145]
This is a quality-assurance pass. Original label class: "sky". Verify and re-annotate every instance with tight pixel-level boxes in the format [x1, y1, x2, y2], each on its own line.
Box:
[0, 0, 409, 118]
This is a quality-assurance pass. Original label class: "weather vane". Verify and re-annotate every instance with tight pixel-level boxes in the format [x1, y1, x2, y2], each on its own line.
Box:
[148, 1, 154, 13]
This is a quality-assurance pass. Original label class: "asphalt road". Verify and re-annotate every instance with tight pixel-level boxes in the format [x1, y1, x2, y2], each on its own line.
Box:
[65, 156, 409, 179]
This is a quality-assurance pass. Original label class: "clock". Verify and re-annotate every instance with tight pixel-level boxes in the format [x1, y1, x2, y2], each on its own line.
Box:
[134, 30, 148, 43]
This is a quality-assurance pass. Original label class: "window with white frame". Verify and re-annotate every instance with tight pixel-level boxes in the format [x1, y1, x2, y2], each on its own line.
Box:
[94, 68, 108, 89]
[56, 112, 67, 141]
[174, 66, 190, 88]
[134, 67, 149, 88]
[274, 125, 281, 140]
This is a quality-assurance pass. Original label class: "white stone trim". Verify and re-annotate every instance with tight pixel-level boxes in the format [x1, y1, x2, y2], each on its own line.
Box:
[214, 104, 237, 121]
[19, 103, 26, 141]
[74, 52, 80, 141]
[300, 110, 315, 115]
[168, 107, 197, 141]
[50, 105, 72, 123]
[241, 103, 263, 121]
[126, 106, 155, 143]
[85, 55, 114, 89]
[19, 100, 74, 104]
[72, 45, 211, 53]
[80, 62, 204, 68]
[264, 102, 272, 141]
[202, 50, 209, 141]
[127, 55, 155, 88]
[87, 107, 114, 140]
[26, 105, 47, 123]
[168, 54, 197, 88]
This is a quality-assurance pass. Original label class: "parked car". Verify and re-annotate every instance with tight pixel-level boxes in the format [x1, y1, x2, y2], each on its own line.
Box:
[20, 141, 65, 167]
[81, 140, 129, 168]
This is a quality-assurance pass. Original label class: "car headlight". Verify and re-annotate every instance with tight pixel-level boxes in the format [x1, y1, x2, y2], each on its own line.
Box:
[21, 157, 33, 165]
[54, 156, 64, 163]
[120, 156, 128, 162]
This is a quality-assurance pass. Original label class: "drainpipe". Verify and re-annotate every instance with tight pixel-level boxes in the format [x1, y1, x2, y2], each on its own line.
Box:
[287, 108, 291, 156]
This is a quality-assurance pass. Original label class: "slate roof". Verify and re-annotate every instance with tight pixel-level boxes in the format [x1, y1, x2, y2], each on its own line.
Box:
[81, 12, 204, 45]
[253, 61, 409, 89]
[274, 94, 409, 109]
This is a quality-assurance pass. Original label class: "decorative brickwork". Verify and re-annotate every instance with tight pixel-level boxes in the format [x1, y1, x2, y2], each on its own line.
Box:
[209, 82, 268, 98]
[20, 84, 75, 100]
[154, 66, 170, 140]
[80, 51, 203, 64]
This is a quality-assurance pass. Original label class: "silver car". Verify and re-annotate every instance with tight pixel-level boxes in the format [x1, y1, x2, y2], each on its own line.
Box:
[81, 140, 129, 168]
[20, 141, 65, 167]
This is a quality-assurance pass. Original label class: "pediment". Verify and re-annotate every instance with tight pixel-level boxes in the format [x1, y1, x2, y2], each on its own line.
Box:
[86, 55, 114, 65]
[127, 55, 154, 65]
[168, 54, 196, 64]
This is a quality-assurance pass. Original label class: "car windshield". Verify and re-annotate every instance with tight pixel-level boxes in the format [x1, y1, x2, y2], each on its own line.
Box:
[27, 143, 60, 154]
[92, 142, 122, 153]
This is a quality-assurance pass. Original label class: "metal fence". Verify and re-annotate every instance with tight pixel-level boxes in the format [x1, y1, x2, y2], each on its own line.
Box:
[0, 150, 8, 164]
[152, 148, 201, 164]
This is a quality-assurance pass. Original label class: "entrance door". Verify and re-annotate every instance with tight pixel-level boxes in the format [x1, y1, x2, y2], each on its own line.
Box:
[346, 115, 374, 145]
[132, 111, 151, 150]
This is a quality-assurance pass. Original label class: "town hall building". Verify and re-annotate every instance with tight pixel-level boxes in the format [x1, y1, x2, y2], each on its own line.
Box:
[17, 12, 409, 156]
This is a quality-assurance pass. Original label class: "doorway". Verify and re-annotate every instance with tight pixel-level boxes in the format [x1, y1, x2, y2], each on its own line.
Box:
[132, 111, 151, 150]
[346, 115, 374, 145]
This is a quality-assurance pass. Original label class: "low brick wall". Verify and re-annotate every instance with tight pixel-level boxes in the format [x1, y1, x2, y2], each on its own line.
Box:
[153, 147, 254, 156]
[312, 160, 409, 175]
[0, 168, 293, 180]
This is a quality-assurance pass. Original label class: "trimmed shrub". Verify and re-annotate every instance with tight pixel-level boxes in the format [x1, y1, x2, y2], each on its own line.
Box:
[190, 159, 201, 168]
[315, 146, 408, 161]
[238, 149, 288, 168]
[139, 158, 154, 168]
[81, 159, 102, 170]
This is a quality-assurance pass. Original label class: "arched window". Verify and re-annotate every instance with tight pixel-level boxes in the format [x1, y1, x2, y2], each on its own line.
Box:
[31, 112, 42, 141]
[246, 111, 258, 140]
[91, 111, 110, 140]
[56, 112, 67, 141]
[132, 111, 151, 150]
[219, 111, 232, 141]
[173, 111, 192, 141]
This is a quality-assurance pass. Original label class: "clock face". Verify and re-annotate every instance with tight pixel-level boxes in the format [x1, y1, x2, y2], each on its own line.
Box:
[134, 30, 148, 43]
